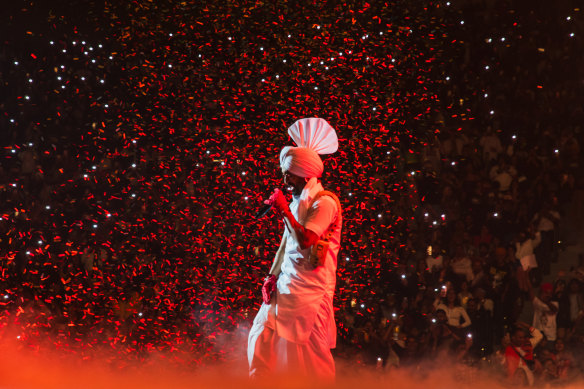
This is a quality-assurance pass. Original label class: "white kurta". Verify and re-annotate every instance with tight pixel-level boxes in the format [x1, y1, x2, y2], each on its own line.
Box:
[248, 179, 341, 377]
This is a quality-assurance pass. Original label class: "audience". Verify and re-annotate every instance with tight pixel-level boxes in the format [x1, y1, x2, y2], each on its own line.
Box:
[0, 0, 583, 385]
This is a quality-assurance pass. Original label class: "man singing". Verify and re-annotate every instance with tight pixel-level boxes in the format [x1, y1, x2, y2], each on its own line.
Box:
[247, 118, 342, 379]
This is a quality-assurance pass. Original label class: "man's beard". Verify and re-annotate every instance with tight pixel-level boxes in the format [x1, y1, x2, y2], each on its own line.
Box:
[286, 184, 302, 196]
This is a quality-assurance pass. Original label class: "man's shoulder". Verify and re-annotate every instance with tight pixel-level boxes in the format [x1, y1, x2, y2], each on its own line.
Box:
[304, 192, 341, 237]
[315, 194, 337, 207]
[315, 190, 340, 201]
[311, 191, 341, 212]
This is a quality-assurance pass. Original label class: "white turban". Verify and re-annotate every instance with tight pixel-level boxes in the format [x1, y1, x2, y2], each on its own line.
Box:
[279, 118, 338, 178]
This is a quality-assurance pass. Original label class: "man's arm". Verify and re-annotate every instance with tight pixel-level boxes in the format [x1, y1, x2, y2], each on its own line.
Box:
[532, 231, 541, 247]
[270, 189, 322, 250]
[271, 190, 337, 250]
[532, 296, 558, 314]
[529, 326, 543, 348]
[281, 210, 319, 250]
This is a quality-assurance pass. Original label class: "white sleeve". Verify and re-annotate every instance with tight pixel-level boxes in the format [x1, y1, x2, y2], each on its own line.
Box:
[533, 232, 541, 247]
[304, 196, 337, 238]
[532, 296, 548, 312]
[530, 327, 543, 347]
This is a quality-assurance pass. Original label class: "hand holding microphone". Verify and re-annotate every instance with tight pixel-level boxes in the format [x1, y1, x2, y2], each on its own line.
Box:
[267, 188, 289, 215]
[255, 188, 289, 218]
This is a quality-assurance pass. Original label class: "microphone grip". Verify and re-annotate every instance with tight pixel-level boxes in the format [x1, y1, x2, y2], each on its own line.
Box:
[255, 203, 273, 219]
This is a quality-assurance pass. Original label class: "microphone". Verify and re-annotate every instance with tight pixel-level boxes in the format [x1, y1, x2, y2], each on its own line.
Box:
[255, 188, 282, 218]
[255, 203, 273, 219]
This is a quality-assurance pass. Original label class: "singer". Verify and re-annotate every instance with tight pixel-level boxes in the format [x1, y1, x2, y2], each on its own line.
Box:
[247, 118, 342, 379]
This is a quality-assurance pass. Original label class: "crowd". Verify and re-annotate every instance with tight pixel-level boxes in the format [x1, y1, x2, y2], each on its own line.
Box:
[333, 2, 584, 385]
[1, 0, 583, 385]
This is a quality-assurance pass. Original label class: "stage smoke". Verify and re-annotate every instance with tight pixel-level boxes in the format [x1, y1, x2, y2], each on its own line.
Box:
[1, 328, 583, 389]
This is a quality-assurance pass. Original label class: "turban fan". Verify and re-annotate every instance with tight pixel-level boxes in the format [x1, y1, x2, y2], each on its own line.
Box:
[279, 118, 338, 178]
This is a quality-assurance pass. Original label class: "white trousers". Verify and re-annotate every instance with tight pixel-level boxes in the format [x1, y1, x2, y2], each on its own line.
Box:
[247, 304, 335, 379]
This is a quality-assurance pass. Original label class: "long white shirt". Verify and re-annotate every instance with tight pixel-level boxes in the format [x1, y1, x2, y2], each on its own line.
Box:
[264, 178, 341, 346]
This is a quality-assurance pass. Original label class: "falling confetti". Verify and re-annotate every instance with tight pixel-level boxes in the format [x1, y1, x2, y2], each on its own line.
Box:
[1, 0, 582, 369]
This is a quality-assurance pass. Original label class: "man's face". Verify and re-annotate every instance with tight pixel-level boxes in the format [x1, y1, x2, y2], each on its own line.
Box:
[540, 289, 552, 302]
[511, 329, 527, 347]
[282, 170, 306, 196]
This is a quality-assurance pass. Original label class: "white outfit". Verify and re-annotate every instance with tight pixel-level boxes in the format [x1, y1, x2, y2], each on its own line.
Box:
[435, 303, 472, 328]
[426, 254, 443, 272]
[451, 256, 474, 282]
[248, 179, 341, 378]
[532, 297, 558, 341]
[515, 232, 541, 271]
